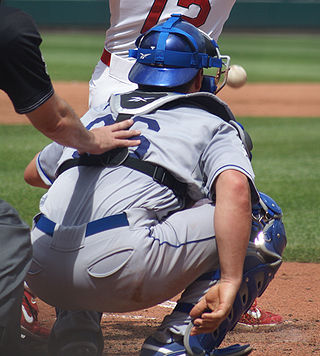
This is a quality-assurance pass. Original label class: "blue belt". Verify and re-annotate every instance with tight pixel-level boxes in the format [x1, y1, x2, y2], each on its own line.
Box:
[35, 213, 129, 237]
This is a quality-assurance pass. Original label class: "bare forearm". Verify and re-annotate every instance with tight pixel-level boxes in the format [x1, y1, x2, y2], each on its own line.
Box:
[188, 170, 252, 335]
[214, 170, 252, 287]
[26, 94, 95, 150]
[26, 94, 140, 154]
[39, 100, 96, 152]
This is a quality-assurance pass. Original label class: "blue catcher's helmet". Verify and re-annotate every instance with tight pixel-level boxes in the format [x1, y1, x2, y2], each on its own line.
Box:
[128, 13, 230, 93]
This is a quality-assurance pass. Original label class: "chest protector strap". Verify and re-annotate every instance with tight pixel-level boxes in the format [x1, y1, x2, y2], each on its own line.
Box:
[56, 148, 187, 198]
[56, 90, 252, 199]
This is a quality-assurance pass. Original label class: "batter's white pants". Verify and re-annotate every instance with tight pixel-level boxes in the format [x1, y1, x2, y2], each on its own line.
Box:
[89, 53, 137, 109]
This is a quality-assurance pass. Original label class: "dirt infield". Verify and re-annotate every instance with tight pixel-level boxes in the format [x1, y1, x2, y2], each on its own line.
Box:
[1, 82, 320, 123]
[1, 83, 319, 355]
[36, 262, 320, 356]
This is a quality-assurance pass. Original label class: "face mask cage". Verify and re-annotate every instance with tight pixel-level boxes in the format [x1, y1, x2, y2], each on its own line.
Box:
[198, 29, 230, 94]
[212, 47, 231, 94]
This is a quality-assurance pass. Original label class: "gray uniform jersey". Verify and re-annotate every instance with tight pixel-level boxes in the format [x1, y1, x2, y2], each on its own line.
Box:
[28, 91, 258, 315]
[36, 91, 257, 226]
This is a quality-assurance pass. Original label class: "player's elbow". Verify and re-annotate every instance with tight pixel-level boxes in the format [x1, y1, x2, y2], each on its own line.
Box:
[24, 164, 38, 187]
[24, 171, 35, 187]
[24, 170, 50, 189]
[24, 155, 49, 189]
[216, 170, 251, 211]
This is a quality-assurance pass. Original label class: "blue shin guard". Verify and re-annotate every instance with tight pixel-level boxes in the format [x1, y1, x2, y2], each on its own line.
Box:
[183, 192, 287, 356]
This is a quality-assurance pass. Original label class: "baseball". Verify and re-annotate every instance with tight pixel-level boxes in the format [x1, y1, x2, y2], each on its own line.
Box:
[227, 64, 247, 88]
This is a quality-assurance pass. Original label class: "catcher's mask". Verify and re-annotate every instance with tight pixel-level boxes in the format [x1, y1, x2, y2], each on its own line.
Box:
[128, 13, 230, 94]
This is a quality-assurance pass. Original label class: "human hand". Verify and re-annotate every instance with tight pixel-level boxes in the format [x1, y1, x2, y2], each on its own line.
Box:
[188, 280, 239, 336]
[82, 119, 141, 155]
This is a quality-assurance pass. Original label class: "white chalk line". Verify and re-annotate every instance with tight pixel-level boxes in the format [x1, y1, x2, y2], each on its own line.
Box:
[102, 300, 177, 321]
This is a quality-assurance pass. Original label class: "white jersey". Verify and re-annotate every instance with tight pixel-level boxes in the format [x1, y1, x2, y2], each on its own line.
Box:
[106, 0, 236, 56]
[36, 91, 257, 225]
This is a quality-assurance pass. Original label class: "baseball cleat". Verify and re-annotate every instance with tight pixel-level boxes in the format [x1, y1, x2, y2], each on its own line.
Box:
[21, 290, 50, 341]
[140, 336, 186, 356]
[237, 299, 283, 329]
[48, 329, 104, 356]
[140, 336, 252, 356]
[212, 344, 252, 356]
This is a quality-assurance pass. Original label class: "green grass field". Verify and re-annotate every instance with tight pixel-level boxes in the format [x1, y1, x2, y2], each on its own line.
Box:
[242, 117, 320, 263]
[40, 31, 105, 81]
[1, 32, 320, 263]
[218, 32, 320, 82]
[40, 31, 320, 82]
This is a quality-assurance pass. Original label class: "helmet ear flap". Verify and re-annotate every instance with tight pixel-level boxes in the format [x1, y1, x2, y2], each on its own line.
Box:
[198, 30, 225, 94]
[202, 33, 218, 58]
[200, 75, 217, 94]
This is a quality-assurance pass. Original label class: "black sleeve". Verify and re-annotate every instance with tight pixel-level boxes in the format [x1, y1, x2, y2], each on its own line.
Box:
[0, 5, 54, 114]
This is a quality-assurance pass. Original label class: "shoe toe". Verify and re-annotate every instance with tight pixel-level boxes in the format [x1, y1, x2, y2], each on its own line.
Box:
[49, 329, 104, 356]
[213, 344, 253, 356]
[140, 336, 186, 355]
[58, 342, 98, 356]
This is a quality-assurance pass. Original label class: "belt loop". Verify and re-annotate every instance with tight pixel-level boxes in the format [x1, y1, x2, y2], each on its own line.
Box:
[101, 48, 111, 66]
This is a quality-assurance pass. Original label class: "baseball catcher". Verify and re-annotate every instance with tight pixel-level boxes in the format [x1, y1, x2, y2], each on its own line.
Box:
[25, 14, 286, 356]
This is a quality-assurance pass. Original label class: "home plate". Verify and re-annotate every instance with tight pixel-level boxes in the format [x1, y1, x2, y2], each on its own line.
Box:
[158, 300, 177, 309]
[102, 313, 157, 320]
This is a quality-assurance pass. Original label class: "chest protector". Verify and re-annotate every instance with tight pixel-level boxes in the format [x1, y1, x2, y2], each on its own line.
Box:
[110, 90, 252, 154]
[57, 90, 253, 200]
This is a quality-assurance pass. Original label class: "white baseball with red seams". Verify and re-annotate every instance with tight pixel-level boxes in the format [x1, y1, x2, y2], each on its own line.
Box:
[227, 64, 248, 88]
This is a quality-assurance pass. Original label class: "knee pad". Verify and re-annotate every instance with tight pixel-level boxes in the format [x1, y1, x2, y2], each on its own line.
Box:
[184, 192, 287, 355]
